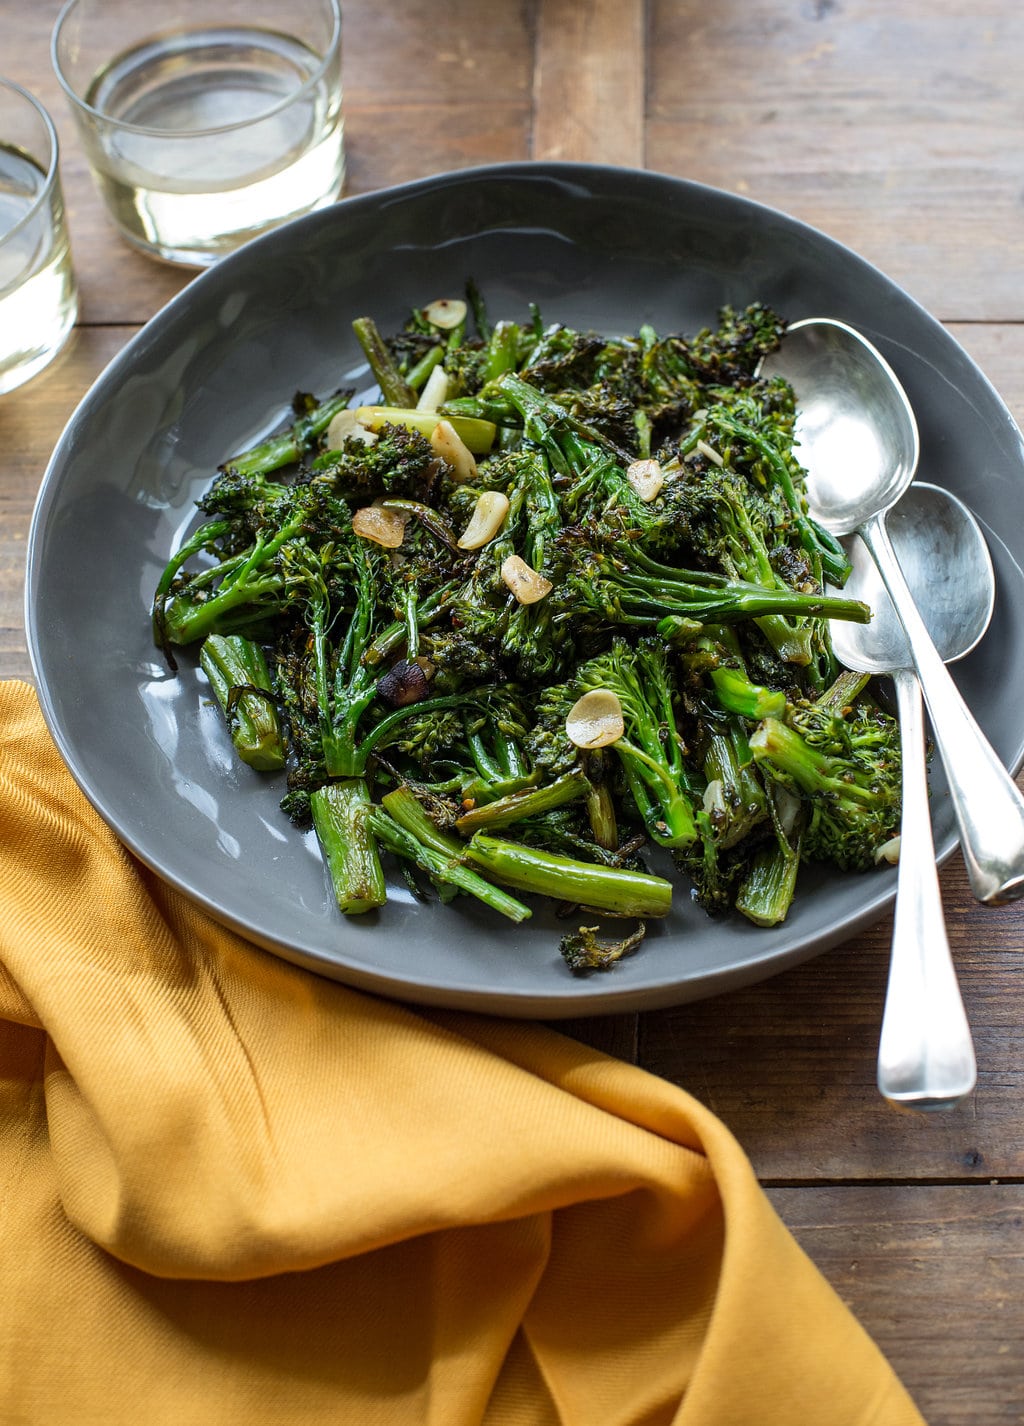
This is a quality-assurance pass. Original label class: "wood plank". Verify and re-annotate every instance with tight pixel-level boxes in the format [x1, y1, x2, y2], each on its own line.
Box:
[0, 328, 131, 680]
[533, 0, 646, 166]
[646, 0, 1024, 322]
[550, 1013, 639, 1063]
[767, 1184, 1024, 1426]
[341, 105, 530, 195]
[341, 0, 535, 109]
[638, 837, 1024, 1181]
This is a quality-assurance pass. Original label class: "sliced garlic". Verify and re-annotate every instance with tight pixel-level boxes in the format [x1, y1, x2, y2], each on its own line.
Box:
[500, 554, 553, 605]
[326, 407, 378, 449]
[352, 502, 409, 549]
[696, 438, 724, 468]
[702, 779, 726, 817]
[565, 689, 625, 750]
[416, 365, 449, 413]
[874, 835, 901, 866]
[423, 298, 467, 330]
[457, 490, 511, 550]
[626, 458, 665, 502]
[430, 418, 478, 482]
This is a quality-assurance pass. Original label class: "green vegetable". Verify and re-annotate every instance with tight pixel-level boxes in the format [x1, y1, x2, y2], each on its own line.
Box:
[199, 634, 285, 771]
[153, 291, 905, 975]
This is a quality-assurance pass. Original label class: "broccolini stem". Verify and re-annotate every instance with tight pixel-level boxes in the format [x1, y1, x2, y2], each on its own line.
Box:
[466, 726, 504, 782]
[749, 717, 880, 803]
[454, 769, 592, 834]
[733, 834, 801, 927]
[380, 785, 462, 857]
[496, 728, 529, 780]
[367, 805, 531, 923]
[817, 669, 872, 712]
[152, 518, 234, 660]
[482, 321, 521, 384]
[709, 409, 852, 586]
[405, 344, 445, 391]
[616, 739, 698, 849]
[199, 634, 285, 771]
[464, 834, 673, 918]
[162, 573, 286, 647]
[311, 780, 387, 915]
[153, 520, 232, 603]
[709, 666, 787, 720]
[363, 580, 458, 666]
[701, 722, 767, 851]
[581, 750, 619, 851]
[466, 277, 491, 341]
[226, 391, 354, 478]
[590, 554, 870, 627]
[353, 316, 417, 408]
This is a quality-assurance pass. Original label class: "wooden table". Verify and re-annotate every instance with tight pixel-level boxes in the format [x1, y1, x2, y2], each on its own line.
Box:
[4, 3, 1023, 1420]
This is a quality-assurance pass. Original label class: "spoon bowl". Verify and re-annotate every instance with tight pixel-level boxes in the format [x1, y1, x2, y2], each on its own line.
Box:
[768, 318, 920, 534]
[829, 482, 995, 674]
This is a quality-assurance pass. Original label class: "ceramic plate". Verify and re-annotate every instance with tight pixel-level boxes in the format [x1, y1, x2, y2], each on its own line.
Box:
[26, 163, 1024, 1016]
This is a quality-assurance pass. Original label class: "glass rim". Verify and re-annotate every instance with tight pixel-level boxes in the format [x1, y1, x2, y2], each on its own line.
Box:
[50, 0, 342, 140]
[0, 76, 60, 254]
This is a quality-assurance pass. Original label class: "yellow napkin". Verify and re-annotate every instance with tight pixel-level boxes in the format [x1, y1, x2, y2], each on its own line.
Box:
[0, 680, 924, 1425]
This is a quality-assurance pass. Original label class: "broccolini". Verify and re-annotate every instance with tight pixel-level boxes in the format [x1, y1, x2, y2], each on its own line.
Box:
[152, 287, 902, 975]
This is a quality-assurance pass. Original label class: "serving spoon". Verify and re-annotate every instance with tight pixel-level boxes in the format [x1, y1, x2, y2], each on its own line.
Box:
[830, 483, 993, 1110]
[762, 318, 1024, 906]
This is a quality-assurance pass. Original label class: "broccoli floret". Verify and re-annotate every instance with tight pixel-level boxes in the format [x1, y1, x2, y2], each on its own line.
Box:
[531, 637, 700, 850]
[749, 673, 902, 871]
[559, 922, 647, 975]
[315, 423, 441, 500]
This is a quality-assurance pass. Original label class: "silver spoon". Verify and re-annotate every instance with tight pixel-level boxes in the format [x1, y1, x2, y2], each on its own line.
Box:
[762, 317, 1024, 906]
[830, 483, 992, 1110]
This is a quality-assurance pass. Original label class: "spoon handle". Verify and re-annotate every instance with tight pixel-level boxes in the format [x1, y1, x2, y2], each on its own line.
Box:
[860, 513, 1024, 905]
[878, 669, 976, 1109]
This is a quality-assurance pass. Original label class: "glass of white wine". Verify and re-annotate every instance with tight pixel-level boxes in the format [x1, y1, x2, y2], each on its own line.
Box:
[52, 0, 345, 268]
[0, 78, 78, 396]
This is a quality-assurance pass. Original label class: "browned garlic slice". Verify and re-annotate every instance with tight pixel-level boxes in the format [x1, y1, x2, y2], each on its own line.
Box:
[326, 407, 377, 449]
[423, 298, 467, 330]
[500, 554, 553, 605]
[626, 458, 664, 501]
[874, 836, 901, 865]
[352, 502, 408, 548]
[430, 418, 477, 482]
[565, 688, 625, 749]
[457, 490, 511, 550]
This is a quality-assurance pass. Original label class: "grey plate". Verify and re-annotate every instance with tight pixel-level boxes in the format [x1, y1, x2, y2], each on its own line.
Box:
[25, 162, 1024, 1017]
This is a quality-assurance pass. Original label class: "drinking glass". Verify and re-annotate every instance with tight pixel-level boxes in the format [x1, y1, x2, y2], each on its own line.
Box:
[0, 78, 78, 395]
[52, 0, 344, 267]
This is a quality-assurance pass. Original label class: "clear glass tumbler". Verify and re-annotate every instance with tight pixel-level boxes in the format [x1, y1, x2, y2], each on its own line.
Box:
[52, 0, 344, 267]
[0, 78, 78, 395]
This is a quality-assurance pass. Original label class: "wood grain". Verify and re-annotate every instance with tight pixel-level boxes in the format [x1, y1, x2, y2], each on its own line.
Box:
[533, 0, 646, 166]
[646, 0, 1024, 322]
[639, 840, 1024, 1181]
[767, 1185, 1024, 1426]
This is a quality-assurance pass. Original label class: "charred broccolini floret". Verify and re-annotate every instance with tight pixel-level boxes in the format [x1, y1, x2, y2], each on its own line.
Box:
[750, 671, 902, 872]
[152, 289, 904, 970]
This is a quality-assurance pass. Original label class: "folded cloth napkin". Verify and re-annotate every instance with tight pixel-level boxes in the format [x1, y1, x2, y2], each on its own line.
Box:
[0, 680, 924, 1426]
